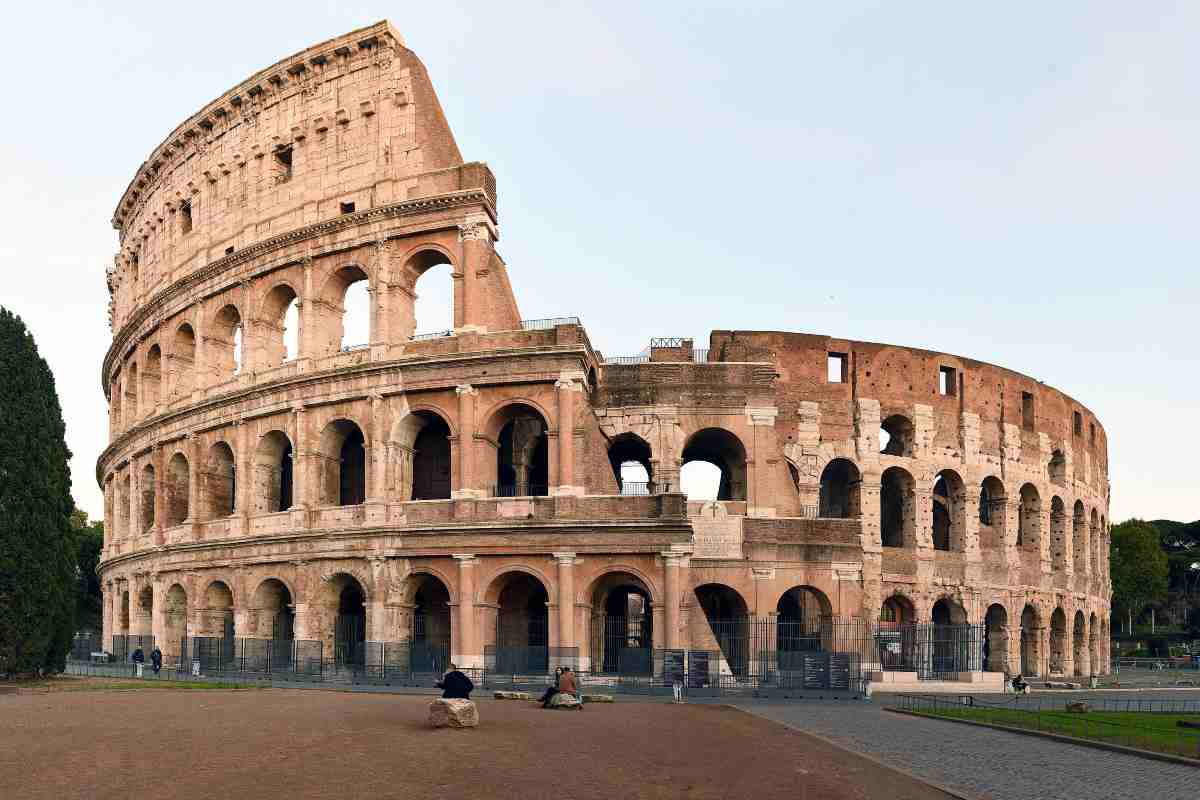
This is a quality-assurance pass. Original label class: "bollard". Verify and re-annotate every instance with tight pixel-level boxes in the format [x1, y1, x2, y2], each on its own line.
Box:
[135, 663, 144, 678]
[192, 661, 201, 677]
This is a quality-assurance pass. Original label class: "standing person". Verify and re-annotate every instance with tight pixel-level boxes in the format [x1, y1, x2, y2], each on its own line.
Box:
[539, 667, 564, 707]
[131, 646, 145, 678]
[435, 663, 475, 699]
[150, 647, 163, 675]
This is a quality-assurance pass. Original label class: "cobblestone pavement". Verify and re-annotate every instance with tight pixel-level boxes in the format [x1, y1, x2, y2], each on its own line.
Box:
[737, 699, 1197, 800]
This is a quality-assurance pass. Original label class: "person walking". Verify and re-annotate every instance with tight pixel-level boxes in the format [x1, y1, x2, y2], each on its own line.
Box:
[435, 663, 475, 699]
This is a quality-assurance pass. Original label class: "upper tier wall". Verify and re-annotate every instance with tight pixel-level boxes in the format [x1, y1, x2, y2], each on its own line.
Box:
[106, 20, 467, 333]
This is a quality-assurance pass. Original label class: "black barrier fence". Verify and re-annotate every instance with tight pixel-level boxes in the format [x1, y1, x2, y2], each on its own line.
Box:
[109, 635, 155, 663]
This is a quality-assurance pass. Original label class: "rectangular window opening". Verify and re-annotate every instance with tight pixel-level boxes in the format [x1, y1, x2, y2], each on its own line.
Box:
[827, 352, 847, 383]
[938, 365, 957, 396]
[1021, 391, 1035, 431]
[1073, 411, 1083, 436]
[274, 146, 293, 182]
[179, 199, 193, 234]
[340, 201, 356, 214]
[225, 246, 235, 255]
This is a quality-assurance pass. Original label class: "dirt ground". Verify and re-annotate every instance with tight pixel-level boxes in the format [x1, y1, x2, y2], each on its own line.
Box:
[0, 683, 952, 800]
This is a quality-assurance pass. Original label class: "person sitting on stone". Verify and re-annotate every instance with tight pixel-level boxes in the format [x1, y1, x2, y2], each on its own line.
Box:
[435, 663, 474, 700]
[538, 667, 564, 707]
[558, 667, 579, 705]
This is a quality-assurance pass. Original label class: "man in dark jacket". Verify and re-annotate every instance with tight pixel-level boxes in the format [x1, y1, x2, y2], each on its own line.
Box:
[150, 648, 163, 675]
[436, 663, 474, 699]
[131, 647, 145, 666]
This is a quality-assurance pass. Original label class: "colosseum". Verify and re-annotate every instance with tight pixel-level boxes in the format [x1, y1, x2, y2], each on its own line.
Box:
[97, 21, 1111, 691]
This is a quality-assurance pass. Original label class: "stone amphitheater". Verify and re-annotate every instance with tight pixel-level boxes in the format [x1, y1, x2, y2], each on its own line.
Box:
[97, 21, 1111, 688]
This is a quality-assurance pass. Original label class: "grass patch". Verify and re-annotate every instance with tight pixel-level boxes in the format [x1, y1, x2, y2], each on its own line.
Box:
[3, 676, 257, 693]
[905, 704, 1200, 759]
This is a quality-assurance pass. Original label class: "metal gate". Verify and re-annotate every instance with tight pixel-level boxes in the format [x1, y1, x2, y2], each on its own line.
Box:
[334, 613, 366, 669]
[493, 615, 548, 674]
[590, 615, 653, 675]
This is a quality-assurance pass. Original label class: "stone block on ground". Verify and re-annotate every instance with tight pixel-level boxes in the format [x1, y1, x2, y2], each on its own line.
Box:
[1065, 701, 1090, 714]
[428, 698, 479, 728]
[493, 691, 531, 700]
[582, 694, 614, 703]
[547, 693, 582, 710]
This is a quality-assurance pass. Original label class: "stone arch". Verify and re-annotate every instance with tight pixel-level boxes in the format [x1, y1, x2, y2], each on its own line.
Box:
[391, 409, 453, 501]
[1048, 449, 1067, 486]
[166, 451, 190, 525]
[143, 344, 162, 409]
[931, 469, 967, 552]
[486, 569, 551, 674]
[1089, 612, 1100, 674]
[1020, 603, 1042, 676]
[172, 322, 196, 396]
[318, 572, 369, 667]
[484, 402, 550, 497]
[608, 432, 654, 494]
[139, 462, 156, 533]
[197, 579, 235, 648]
[681, 428, 747, 502]
[693, 583, 750, 676]
[136, 585, 154, 635]
[931, 596, 968, 625]
[110, 371, 122, 429]
[407, 572, 452, 671]
[880, 414, 914, 457]
[775, 585, 832, 670]
[318, 263, 371, 354]
[978, 476, 1006, 550]
[880, 593, 916, 625]
[819, 458, 862, 518]
[317, 418, 367, 506]
[252, 430, 293, 514]
[880, 466, 916, 548]
[202, 441, 236, 520]
[984, 603, 1009, 672]
[1089, 508, 1100, 575]
[1049, 607, 1068, 675]
[586, 570, 655, 674]
[393, 245, 456, 340]
[209, 303, 243, 379]
[258, 281, 301, 366]
[250, 578, 295, 640]
[118, 588, 130, 635]
[163, 583, 188, 661]
[125, 362, 139, 421]
[1073, 609, 1088, 677]
[1072, 500, 1087, 573]
[1018, 483, 1041, 549]
[1050, 496, 1068, 571]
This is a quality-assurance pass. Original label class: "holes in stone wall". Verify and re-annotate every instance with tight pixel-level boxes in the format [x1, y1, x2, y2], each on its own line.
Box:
[827, 352, 847, 383]
[938, 366, 957, 396]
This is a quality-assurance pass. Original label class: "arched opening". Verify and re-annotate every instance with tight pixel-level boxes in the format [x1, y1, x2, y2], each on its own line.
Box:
[144, 345, 162, 409]
[139, 463, 156, 534]
[199, 581, 235, 667]
[166, 453, 190, 525]
[931, 469, 966, 551]
[410, 575, 452, 673]
[260, 283, 301, 366]
[119, 473, 131, 537]
[1073, 610, 1087, 677]
[1089, 612, 1100, 675]
[776, 586, 831, 670]
[608, 433, 653, 495]
[978, 476, 1006, 550]
[1018, 483, 1041, 549]
[118, 590, 130, 637]
[251, 578, 294, 641]
[172, 323, 196, 396]
[932, 597, 967, 626]
[1089, 508, 1100, 575]
[1050, 496, 1068, 571]
[880, 595, 915, 627]
[397, 249, 454, 339]
[334, 577, 367, 669]
[818, 459, 861, 518]
[325, 265, 371, 352]
[136, 586, 154, 636]
[411, 413, 452, 501]
[211, 304, 243, 378]
[693, 583, 749, 677]
[878, 594, 916, 670]
[493, 572, 550, 674]
[253, 431, 293, 514]
[588, 572, 653, 675]
[1072, 500, 1087, 573]
[931, 597, 971, 676]
[493, 404, 549, 497]
[163, 584, 188, 664]
[1049, 607, 1067, 675]
[880, 466, 915, 548]
[1020, 604, 1041, 676]
[1048, 449, 1067, 486]
[984, 604, 1009, 673]
[203, 442, 236, 519]
[880, 414, 914, 456]
[681, 428, 747, 501]
[125, 363, 139, 421]
[318, 419, 366, 506]
[110, 374, 122, 430]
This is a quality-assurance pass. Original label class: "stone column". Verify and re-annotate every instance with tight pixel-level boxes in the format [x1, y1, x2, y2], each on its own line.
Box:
[236, 421, 251, 531]
[153, 445, 166, 545]
[368, 394, 387, 503]
[554, 553, 576, 654]
[129, 463, 140, 542]
[298, 256, 314, 367]
[291, 406, 310, 511]
[663, 553, 689, 649]
[453, 554, 478, 668]
[554, 374, 584, 495]
[454, 385, 478, 498]
[456, 215, 493, 332]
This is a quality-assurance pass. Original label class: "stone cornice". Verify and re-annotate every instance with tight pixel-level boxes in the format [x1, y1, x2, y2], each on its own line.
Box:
[103, 188, 495, 393]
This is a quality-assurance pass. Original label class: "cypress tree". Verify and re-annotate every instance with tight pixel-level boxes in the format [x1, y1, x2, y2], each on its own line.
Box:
[0, 307, 77, 676]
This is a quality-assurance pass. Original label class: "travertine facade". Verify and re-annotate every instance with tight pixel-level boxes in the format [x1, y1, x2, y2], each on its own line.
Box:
[98, 22, 1111, 679]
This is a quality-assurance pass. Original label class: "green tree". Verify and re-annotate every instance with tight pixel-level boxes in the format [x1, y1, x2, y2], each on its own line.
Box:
[1110, 519, 1169, 633]
[71, 510, 104, 634]
[0, 307, 76, 676]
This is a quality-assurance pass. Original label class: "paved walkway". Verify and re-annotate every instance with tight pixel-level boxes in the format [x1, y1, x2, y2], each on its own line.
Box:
[738, 699, 1196, 800]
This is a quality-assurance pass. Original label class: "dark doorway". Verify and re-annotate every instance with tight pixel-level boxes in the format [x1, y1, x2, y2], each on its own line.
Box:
[412, 415, 452, 500]
[339, 427, 366, 505]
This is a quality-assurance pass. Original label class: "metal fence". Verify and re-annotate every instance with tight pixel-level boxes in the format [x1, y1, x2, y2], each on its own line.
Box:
[489, 483, 550, 497]
[519, 317, 581, 330]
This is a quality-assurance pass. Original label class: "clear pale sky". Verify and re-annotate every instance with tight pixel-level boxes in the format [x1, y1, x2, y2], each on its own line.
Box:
[2, 2, 1196, 523]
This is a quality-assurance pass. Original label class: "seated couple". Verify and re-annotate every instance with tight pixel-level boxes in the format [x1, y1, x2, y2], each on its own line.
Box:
[538, 666, 579, 707]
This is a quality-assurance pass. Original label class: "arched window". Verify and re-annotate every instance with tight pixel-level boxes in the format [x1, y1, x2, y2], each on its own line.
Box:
[260, 283, 301, 366]
[492, 572, 550, 674]
[1018, 483, 1040, 548]
[166, 453, 190, 525]
[880, 466, 915, 547]
[139, 463, 156, 533]
[253, 431, 294, 513]
[204, 442, 236, 519]
[318, 419, 366, 506]
[693, 584, 749, 676]
[125, 363, 139, 421]
[251, 579, 294, 641]
[587, 571, 653, 675]
[978, 476, 1006, 550]
[411, 413, 452, 500]
[984, 604, 1009, 672]
[201, 581, 235, 651]
[880, 414, 914, 457]
[398, 249, 454, 340]
[818, 459, 861, 518]
[931, 469, 965, 551]
[1020, 604, 1041, 676]
[144, 345, 162, 410]
[211, 305, 243, 378]
[1073, 500, 1087, 572]
[322, 265, 370, 353]
[681, 428, 747, 501]
[608, 433, 653, 495]
[1049, 607, 1067, 675]
[776, 586, 831, 668]
[1048, 450, 1067, 486]
[1050, 496, 1068, 570]
[492, 405, 549, 497]
[110, 373, 122, 430]
[173, 323, 196, 396]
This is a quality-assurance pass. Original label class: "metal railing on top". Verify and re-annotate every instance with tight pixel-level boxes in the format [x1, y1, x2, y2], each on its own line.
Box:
[489, 483, 550, 498]
[692, 349, 710, 363]
[340, 343, 369, 352]
[411, 330, 454, 341]
[519, 317, 580, 330]
[604, 355, 651, 365]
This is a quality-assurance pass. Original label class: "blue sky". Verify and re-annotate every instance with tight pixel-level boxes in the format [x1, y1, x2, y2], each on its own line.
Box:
[2, 2, 1196, 522]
